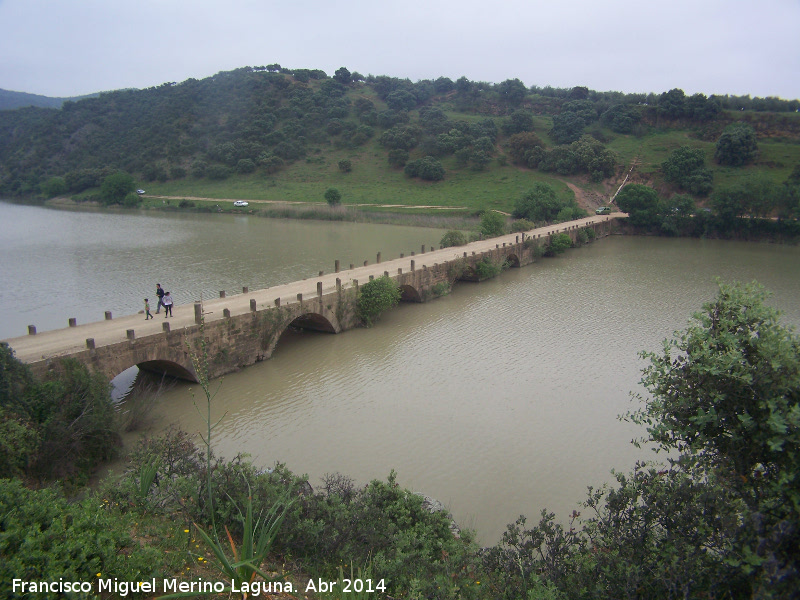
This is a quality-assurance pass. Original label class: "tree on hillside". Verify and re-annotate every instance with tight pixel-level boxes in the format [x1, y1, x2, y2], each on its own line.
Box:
[506, 131, 544, 165]
[661, 146, 713, 196]
[715, 122, 758, 166]
[333, 67, 351, 85]
[404, 156, 444, 181]
[324, 187, 342, 206]
[615, 184, 661, 227]
[601, 103, 642, 134]
[497, 78, 527, 107]
[711, 175, 780, 222]
[658, 88, 687, 118]
[99, 172, 135, 205]
[502, 110, 534, 135]
[549, 112, 587, 144]
[512, 182, 564, 222]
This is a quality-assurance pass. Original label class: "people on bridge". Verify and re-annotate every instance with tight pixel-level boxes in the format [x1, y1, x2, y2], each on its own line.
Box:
[144, 298, 153, 320]
[155, 283, 165, 313]
[163, 292, 173, 317]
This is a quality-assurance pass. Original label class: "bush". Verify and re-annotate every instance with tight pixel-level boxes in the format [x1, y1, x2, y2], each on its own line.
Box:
[0, 346, 120, 484]
[324, 187, 342, 206]
[545, 233, 572, 256]
[475, 256, 506, 280]
[122, 192, 141, 208]
[0, 479, 162, 591]
[236, 158, 256, 174]
[99, 172, 135, 205]
[513, 183, 563, 222]
[338, 159, 352, 173]
[404, 156, 445, 181]
[511, 219, 536, 232]
[715, 122, 758, 166]
[357, 276, 401, 326]
[440, 230, 467, 248]
[480, 211, 506, 238]
[206, 165, 231, 180]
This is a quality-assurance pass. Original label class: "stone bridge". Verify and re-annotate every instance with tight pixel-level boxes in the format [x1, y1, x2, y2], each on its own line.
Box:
[4, 215, 621, 383]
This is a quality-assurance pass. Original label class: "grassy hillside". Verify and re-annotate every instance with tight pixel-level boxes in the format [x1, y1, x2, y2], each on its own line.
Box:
[1, 66, 798, 216]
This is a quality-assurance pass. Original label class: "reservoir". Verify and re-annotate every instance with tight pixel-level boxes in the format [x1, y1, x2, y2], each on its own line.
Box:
[2, 201, 799, 543]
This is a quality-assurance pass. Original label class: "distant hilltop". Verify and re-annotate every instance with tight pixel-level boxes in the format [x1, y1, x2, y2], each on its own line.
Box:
[0, 88, 99, 110]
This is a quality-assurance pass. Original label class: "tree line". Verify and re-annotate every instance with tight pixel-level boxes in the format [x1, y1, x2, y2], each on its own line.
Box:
[1, 64, 798, 203]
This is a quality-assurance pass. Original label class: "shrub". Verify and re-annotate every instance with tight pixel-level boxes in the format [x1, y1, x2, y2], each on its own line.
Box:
[474, 256, 506, 280]
[715, 122, 758, 166]
[404, 156, 445, 181]
[338, 159, 352, 173]
[440, 230, 467, 248]
[207, 165, 231, 180]
[480, 211, 506, 238]
[511, 219, 536, 232]
[0, 347, 120, 484]
[236, 158, 256, 174]
[178, 199, 196, 208]
[0, 479, 161, 588]
[357, 276, 401, 326]
[99, 172, 135, 205]
[545, 233, 572, 256]
[324, 187, 342, 206]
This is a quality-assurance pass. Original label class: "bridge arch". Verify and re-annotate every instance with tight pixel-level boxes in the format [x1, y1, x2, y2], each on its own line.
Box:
[504, 253, 521, 268]
[288, 311, 337, 333]
[399, 284, 422, 303]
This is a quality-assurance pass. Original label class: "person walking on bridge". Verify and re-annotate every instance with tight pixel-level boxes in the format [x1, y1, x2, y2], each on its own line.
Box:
[155, 283, 165, 313]
[144, 298, 153, 320]
[162, 291, 173, 317]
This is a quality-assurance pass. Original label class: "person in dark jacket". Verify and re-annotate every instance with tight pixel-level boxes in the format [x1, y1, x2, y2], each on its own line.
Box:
[155, 283, 165, 313]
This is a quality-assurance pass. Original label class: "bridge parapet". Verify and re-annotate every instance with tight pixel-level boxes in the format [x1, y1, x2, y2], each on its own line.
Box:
[9, 216, 620, 382]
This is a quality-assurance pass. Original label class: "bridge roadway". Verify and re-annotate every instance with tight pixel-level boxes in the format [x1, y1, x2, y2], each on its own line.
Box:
[3, 214, 622, 375]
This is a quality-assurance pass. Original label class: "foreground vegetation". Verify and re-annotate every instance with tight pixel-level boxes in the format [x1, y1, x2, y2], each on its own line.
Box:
[1, 280, 798, 598]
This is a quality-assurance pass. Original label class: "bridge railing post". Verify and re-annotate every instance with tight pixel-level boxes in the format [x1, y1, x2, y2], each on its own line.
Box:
[28, 325, 36, 335]
[250, 299, 257, 311]
[194, 302, 202, 324]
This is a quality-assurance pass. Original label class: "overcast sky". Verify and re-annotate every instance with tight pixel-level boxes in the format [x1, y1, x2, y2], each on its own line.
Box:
[1, 0, 798, 100]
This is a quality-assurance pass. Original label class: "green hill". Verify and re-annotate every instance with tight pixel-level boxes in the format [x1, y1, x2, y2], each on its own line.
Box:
[0, 87, 98, 111]
[1, 66, 799, 217]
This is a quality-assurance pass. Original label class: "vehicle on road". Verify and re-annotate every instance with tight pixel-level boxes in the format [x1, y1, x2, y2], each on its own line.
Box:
[595, 206, 612, 215]
[136, 189, 146, 195]
[233, 201, 249, 207]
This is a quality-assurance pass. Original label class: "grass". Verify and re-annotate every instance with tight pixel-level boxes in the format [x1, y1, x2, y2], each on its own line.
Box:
[116, 110, 800, 219]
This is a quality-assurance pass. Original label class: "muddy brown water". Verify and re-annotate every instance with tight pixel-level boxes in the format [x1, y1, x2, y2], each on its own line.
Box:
[3, 201, 799, 543]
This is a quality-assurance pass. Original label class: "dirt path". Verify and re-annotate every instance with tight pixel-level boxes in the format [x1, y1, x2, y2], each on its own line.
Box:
[146, 195, 468, 211]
